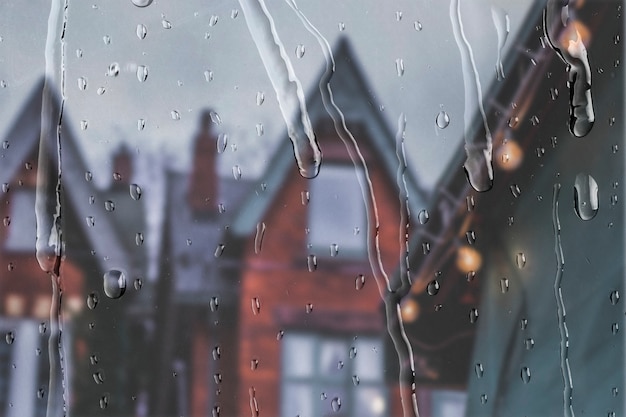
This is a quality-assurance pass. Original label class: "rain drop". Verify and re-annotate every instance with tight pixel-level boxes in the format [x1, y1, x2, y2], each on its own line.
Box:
[295, 44, 305, 58]
[86, 216, 95, 227]
[427, 280, 440, 296]
[204, 70, 214, 82]
[610, 290, 620, 305]
[524, 338, 535, 350]
[331, 397, 341, 412]
[574, 173, 599, 221]
[217, 134, 228, 153]
[214, 244, 225, 258]
[256, 91, 265, 106]
[136, 65, 148, 82]
[414, 21, 423, 31]
[162, 20, 172, 29]
[131, 0, 152, 7]
[134, 278, 143, 290]
[5, 331, 14, 345]
[469, 308, 479, 323]
[135, 232, 144, 246]
[355, 274, 365, 290]
[521, 366, 531, 383]
[436, 111, 450, 129]
[100, 394, 109, 409]
[39, 322, 47, 335]
[307, 254, 317, 272]
[103, 35, 111, 45]
[516, 253, 526, 269]
[417, 209, 429, 224]
[251, 297, 261, 315]
[232, 165, 242, 180]
[78, 77, 87, 91]
[93, 370, 105, 384]
[96, 87, 106, 95]
[330, 243, 339, 257]
[80, 120, 88, 130]
[231, 9, 239, 19]
[37, 387, 45, 400]
[137, 119, 146, 131]
[510, 184, 521, 198]
[254, 222, 265, 254]
[136, 24, 147, 39]
[107, 62, 120, 77]
[104, 200, 115, 212]
[500, 277, 509, 293]
[87, 292, 98, 310]
[395, 58, 405, 76]
[130, 184, 142, 200]
[171, 110, 180, 120]
[209, 15, 219, 26]
[103, 269, 126, 299]
[349, 346, 357, 359]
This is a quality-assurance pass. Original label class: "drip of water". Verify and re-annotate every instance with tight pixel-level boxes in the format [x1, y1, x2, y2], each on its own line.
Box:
[544, 0, 594, 137]
[552, 183, 575, 417]
[491, 6, 510, 81]
[237, 0, 322, 178]
[450, 0, 494, 192]
[284, 2, 419, 416]
[37, 1, 69, 416]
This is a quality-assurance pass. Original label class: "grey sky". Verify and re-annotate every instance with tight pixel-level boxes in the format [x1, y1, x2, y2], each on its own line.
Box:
[0, 0, 534, 189]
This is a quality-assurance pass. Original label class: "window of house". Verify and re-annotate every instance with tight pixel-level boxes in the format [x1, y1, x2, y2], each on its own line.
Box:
[308, 165, 367, 258]
[281, 333, 386, 417]
[4, 189, 37, 253]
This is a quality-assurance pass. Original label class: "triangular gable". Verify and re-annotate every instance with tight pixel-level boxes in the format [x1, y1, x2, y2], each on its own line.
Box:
[0, 79, 130, 275]
[231, 37, 428, 237]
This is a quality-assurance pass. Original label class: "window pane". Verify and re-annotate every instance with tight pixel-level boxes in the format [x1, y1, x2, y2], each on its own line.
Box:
[318, 338, 348, 379]
[283, 334, 315, 378]
[354, 338, 383, 381]
[4, 190, 36, 252]
[309, 165, 366, 256]
[354, 387, 387, 417]
[281, 383, 314, 417]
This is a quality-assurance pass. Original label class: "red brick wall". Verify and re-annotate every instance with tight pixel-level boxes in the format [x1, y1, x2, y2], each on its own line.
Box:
[237, 135, 406, 416]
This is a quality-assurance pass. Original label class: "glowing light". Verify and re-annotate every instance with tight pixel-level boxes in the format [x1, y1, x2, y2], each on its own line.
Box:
[400, 298, 420, 323]
[456, 245, 483, 273]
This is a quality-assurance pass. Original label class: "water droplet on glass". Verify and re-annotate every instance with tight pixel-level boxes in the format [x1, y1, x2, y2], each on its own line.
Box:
[256, 123, 264, 136]
[301, 191, 310, 206]
[417, 209, 429, 224]
[480, 394, 488, 404]
[427, 280, 440, 296]
[466, 230, 476, 245]
[610, 290, 620, 305]
[100, 394, 109, 409]
[414, 21, 423, 31]
[162, 19, 172, 29]
[231, 9, 239, 19]
[352, 375, 360, 386]
[136, 24, 147, 39]
[500, 277, 509, 293]
[574, 173, 599, 221]
[355, 274, 365, 290]
[131, 0, 152, 7]
[5, 331, 14, 345]
[204, 70, 214, 82]
[104, 200, 115, 212]
[80, 120, 88, 131]
[521, 366, 531, 383]
[214, 244, 225, 258]
[93, 370, 105, 384]
[87, 292, 99, 310]
[103, 269, 126, 299]
[524, 338, 535, 350]
[475, 363, 484, 378]
[254, 91, 266, 107]
[305, 303, 313, 314]
[86, 216, 95, 227]
[96, 87, 106, 95]
[469, 308, 479, 323]
[331, 397, 341, 412]
[330, 244, 339, 257]
[510, 184, 521, 198]
[612, 323, 619, 335]
[349, 346, 357, 359]
[136, 65, 148, 82]
[251, 297, 261, 315]
[276, 330, 284, 340]
[307, 254, 317, 272]
[39, 322, 47, 335]
[37, 387, 45, 400]
[209, 15, 219, 26]
[395, 58, 405, 76]
[295, 44, 305, 58]
[76, 49, 83, 58]
[134, 278, 143, 290]
[107, 62, 120, 77]
[210, 111, 222, 125]
[516, 253, 526, 269]
[137, 119, 146, 131]
[129, 184, 142, 200]
[232, 165, 242, 180]
[78, 77, 87, 91]
[171, 110, 180, 120]
[436, 111, 450, 129]
[254, 222, 265, 254]
[550, 88, 559, 100]
[103, 35, 111, 45]
[135, 232, 144, 246]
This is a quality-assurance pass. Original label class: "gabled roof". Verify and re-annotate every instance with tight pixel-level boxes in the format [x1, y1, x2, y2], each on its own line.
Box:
[231, 37, 428, 237]
[0, 79, 130, 275]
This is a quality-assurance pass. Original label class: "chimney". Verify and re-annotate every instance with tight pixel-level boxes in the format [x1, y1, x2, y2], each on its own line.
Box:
[187, 110, 218, 214]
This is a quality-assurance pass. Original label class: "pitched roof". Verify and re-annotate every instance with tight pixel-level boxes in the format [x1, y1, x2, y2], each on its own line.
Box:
[0, 79, 130, 275]
[231, 36, 428, 237]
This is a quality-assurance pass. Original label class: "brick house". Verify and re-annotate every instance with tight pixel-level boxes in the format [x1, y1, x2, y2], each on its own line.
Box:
[0, 81, 130, 416]
[227, 38, 427, 417]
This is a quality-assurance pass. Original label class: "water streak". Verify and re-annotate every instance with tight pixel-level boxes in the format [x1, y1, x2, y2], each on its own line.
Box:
[37, 1, 69, 416]
[238, 0, 322, 178]
[491, 6, 510, 81]
[544, 1, 594, 137]
[450, 0, 494, 192]
[552, 183, 574, 417]
[284, 2, 418, 415]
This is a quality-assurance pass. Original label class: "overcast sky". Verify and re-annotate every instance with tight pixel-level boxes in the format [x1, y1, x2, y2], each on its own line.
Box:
[0, 0, 535, 189]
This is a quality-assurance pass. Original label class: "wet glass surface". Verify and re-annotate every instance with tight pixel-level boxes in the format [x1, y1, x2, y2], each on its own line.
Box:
[0, 1, 623, 416]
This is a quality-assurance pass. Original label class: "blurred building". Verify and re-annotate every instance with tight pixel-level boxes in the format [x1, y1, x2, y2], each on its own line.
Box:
[392, 1, 624, 416]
